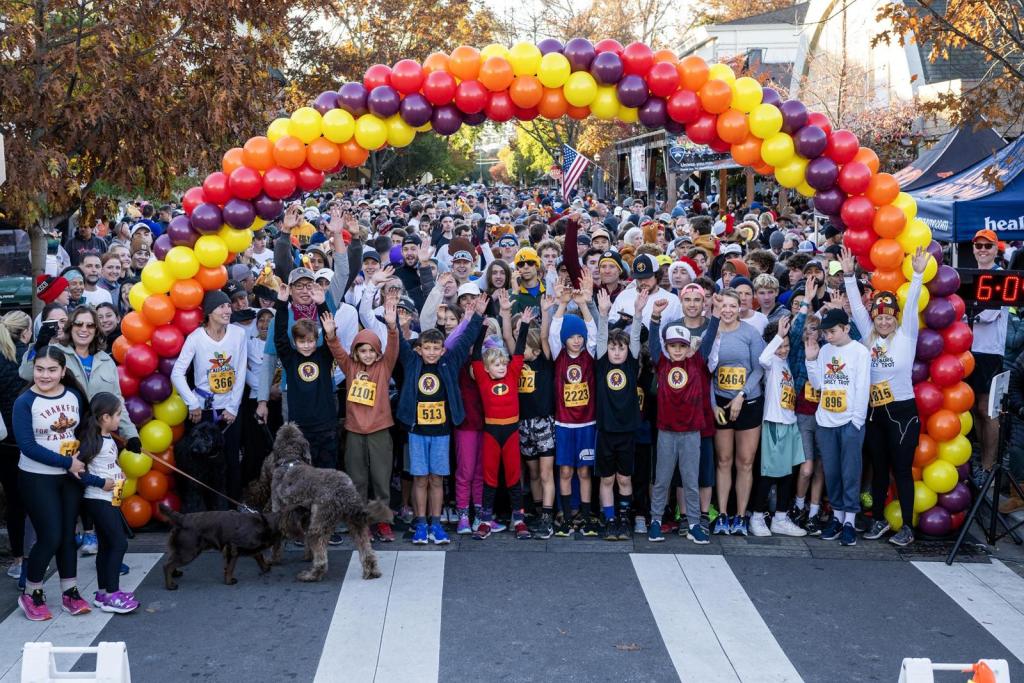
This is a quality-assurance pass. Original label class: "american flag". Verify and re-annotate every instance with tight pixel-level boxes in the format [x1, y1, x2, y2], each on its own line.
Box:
[560, 144, 590, 201]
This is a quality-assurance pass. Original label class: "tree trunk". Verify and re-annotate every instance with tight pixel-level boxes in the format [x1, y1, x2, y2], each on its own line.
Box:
[29, 217, 59, 318]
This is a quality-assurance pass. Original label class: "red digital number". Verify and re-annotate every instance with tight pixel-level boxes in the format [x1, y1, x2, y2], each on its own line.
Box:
[977, 273, 994, 300]
[1005, 275, 1020, 301]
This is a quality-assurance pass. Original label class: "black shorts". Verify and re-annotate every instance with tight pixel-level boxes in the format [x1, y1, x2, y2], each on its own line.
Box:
[596, 431, 635, 478]
[967, 352, 1002, 397]
[715, 394, 764, 431]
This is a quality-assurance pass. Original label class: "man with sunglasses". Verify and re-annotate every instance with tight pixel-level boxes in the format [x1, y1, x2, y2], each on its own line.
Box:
[512, 247, 545, 314]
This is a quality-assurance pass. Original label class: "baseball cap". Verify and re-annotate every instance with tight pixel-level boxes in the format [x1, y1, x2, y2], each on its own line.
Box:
[222, 280, 247, 300]
[818, 308, 850, 330]
[797, 240, 817, 253]
[497, 233, 519, 248]
[656, 254, 673, 268]
[457, 282, 481, 299]
[973, 229, 998, 243]
[632, 254, 658, 280]
[720, 243, 742, 256]
[485, 214, 500, 225]
[591, 227, 612, 242]
[287, 267, 315, 285]
[314, 268, 334, 282]
[362, 249, 381, 263]
[663, 323, 692, 345]
[229, 263, 253, 282]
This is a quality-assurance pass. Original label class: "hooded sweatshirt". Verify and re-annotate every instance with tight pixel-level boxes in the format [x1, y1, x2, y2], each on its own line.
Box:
[327, 325, 399, 434]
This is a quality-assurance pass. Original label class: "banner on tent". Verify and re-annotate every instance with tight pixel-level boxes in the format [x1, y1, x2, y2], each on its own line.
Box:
[666, 135, 731, 173]
[630, 146, 647, 192]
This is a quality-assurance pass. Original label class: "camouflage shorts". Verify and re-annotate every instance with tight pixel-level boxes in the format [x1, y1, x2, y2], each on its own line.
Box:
[519, 416, 555, 459]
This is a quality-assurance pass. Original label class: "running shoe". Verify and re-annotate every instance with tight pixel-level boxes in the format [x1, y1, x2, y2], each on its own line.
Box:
[411, 522, 429, 545]
[120, 563, 130, 576]
[713, 515, 732, 535]
[633, 515, 647, 535]
[428, 523, 450, 545]
[61, 587, 91, 615]
[789, 506, 808, 529]
[473, 521, 493, 540]
[648, 520, 665, 542]
[514, 520, 532, 540]
[889, 526, 915, 547]
[602, 520, 618, 541]
[488, 519, 507, 533]
[533, 514, 554, 540]
[864, 520, 890, 541]
[580, 516, 601, 537]
[820, 518, 844, 541]
[93, 591, 138, 614]
[19, 590, 51, 621]
[748, 513, 771, 537]
[80, 532, 98, 556]
[456, 512, 472, 535]
[7, 561, 21, 579]
[804, 513, 827, 537]
[731, 516, 749, 537]
[770, 514, 808, 537]
[376, 522, 395, 542]
[553, 517, 573, 537]
[328, 532, 345, 546]
[687, 523, 710, 545]
[699, 514, 711, 536]
[617, 517, 632, 541]
[840, 522, 857, 546]
[399, 506, 415, 524]
[661, 517, 680, 535]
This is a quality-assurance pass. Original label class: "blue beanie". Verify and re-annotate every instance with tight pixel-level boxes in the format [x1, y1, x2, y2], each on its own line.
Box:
[730, 276, 753, 290]
[560, 314, 588, 346]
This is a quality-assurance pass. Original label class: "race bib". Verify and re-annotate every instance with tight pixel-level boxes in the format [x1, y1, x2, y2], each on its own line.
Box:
[111, 478, 125, 507]
[519, 367, 536, 393]
[347, 378, 377, 407]
[209, 368, 235, 394]
[780, 385, 796, 411]
[870, 381, 894, 408]
[821, 389, 847, 413]
[58, 439, 80, 457]
[804, 384, 821, 403]
[563, 382, 590, 408]
[417, 401, 446, 425]
[717, 366, 746, 392]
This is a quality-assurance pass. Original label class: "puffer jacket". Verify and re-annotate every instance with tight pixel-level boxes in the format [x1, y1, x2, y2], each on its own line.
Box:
[0, 342, 27, 442]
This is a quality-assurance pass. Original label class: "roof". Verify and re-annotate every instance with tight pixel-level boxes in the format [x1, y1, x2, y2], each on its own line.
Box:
[895, 125, 1007, 191]
[720, 2, 809, 26]
[905, 0, 991, 83]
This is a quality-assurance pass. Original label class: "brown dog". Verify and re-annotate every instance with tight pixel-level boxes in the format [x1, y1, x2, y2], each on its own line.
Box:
[160, 504, 283, 590]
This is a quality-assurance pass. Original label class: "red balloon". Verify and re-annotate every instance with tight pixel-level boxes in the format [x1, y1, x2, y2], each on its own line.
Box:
[915, 381, 945, 418]
[837, 161, 873, 195]
[826, 129, 860, 164]
[595, 39, 624, 55]
[930, 353, 966, 388]
[138, 470, 169, 502]
[686, 112, 718, 145]
[363, 64, 392, 91]
[182, 187, 206, 215]
[125, 343, 159, 379]
[174, 307, 204, 336]
[949, 293, 966, 320]
[122, 495, 152, 528]
[708, 136, 731, 153]
[228, 166, 262, 200]
[390, 59, 424, 95]
[263, 166, 298, 200]
[667, 90, 701, 124]
[647, 61, 680, 97]
[151, 324, 185, 358]
[295, 163, 325, 192]
[118, 366, 139, 398]
[622, 42, 654, 76]
[843, 227, 876, 255]
[840, 195, 876, 230]
[422, 70, 457, 106]
[151, 491, 181, 523]
[941, 321, 974, 355]
[514, 105, 539, 121]
[949, 510, 966, 531]
[202, 172, 231, 205]
[485, 91, 515, 122]
[454, 80, 488, 114]
[806, 112, 832, 137]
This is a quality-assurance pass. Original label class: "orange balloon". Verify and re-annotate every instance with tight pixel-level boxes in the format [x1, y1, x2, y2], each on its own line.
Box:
[221, 148, 245, 175]
[698, 79, 733, 114]
[959, 351, 975, 377]
[122, 495, 152, 528]
[852, 147, 880, 174]
[339, 139, 369, 168]
[865, 172, 900, 206]
[422, 52, 450, 74]
[871, 269, 906, 292]
[111, 335, 131, 364]
[151, 448, 175, 475]
[873, 204, 907, 239]
[170, 278, 204, 309]
[242, 136, 275, 172]
[138, 469, 169, 503]
[653, 49, 678, 65]
[912, 466, 922, 482]
[479, 57, 514, 92]
[170, 422, 186, 443]
[272, 135, 307, 170]
[869, 239, 905, 271]
[121, 311, 155, 344]
[752, 161, 774, 176]
[195, 265, 228, 291]
[678, 55, 709, 91]
[306, 138, 341, 172]
[566, 104, 589, 120]
[142, 293, 176, 327]
[509, 76, 544, 108]
[449, 45, 481, 81]
[537, 87, 569, 119]
[926, 409, 960, 442]
[716, 109, 749, 145]
[943, 382, 975, 413]
[730, 135, 762, 166]
[913, 434, 938, 467]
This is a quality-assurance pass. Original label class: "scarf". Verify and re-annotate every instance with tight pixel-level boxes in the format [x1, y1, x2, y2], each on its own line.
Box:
[291, 301, 317, 321]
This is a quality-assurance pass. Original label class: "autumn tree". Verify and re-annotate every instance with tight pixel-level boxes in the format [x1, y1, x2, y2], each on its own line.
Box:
[695, 0, 799, 25]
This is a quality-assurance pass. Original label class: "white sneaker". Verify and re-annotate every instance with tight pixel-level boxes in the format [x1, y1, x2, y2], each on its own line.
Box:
[80, 532, 98, 556]
[633, 516, 647, 534]
[749, 513, 772, 537]
[770, 514, 808, 537]
[7, 561, 21, 579]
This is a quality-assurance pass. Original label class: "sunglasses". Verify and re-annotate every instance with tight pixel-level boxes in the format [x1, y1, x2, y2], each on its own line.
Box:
[974, 242, 994, 250]
[72, 321, 96, 329]
[515, 260, 536, 267]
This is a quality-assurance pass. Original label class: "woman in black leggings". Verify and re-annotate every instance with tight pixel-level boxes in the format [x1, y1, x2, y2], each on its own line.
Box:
[0, 311, 31, 578]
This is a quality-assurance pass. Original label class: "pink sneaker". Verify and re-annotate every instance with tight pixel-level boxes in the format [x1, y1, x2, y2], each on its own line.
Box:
[19, 590, 52, 621]
[93, 591, 138, 614]
[61, 587, 91, 615]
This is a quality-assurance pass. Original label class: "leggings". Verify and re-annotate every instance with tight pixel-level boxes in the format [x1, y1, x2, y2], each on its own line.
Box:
[754, 473, 794, 513]
[83, 498, 128, 593]
[19, 471, 81, 584]
[481, 424, 524, 516]
[866, 398, 919, 527]
[454, 428, 483, 510]
[0, 443, 25, 556]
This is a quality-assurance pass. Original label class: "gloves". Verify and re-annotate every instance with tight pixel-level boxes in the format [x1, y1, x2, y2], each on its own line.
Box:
[125, 437, 142, 454]
[34, 324, 57, 352]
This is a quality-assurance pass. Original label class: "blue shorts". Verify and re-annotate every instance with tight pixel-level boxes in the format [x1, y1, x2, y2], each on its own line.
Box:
[554, 423, 596, 468]
[408, 433, 451, 476]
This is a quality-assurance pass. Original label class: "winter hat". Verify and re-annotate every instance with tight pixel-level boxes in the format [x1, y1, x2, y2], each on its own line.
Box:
[871, 291, 899, 318]
[203, 290, 231, 315]
[726, 257, 750, 278]
[769, 231, 785, 251]
[729, 276, 753, 291]
[35, 274, 68, 304]
[599, 250, 628, 277]
[559, 314, 588, 346]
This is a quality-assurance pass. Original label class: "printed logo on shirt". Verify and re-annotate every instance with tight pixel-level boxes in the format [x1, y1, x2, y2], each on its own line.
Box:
[418, 373, 441, 396]
[667, 367, 689, 390]
[492, 383, 510, 396]
[298, 361, 320, 382]
[871, 341, 895, 369]
[606, 369, 627, 391]
[50, 412, 76, 433]
[566, 364, 583, 384]
[824, 356, 850, 386]
[208, 352, 236, 394]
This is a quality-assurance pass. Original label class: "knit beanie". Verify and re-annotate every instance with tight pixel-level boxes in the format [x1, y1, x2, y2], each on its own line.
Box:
[202, 290, 231, 315]
[560, 314, 588, 346]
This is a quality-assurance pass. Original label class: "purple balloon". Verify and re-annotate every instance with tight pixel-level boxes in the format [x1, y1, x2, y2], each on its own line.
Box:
[927, 265, 961, 298]
[639, 97, 667, 129]
[805, 157, 839, 191]
[912, 359, 930, 384]
[152, 234, 172, 261]
[399, 93, 433, 127]
[190, 203, 222, 234]
[126, 396, 153, 427]
[761, 87, 782, 108]
[779, 100, 808, 135]
[793, 125, 828, 159]
[938, 482, 971, 513]
[664, 119, 684, 135]
[917, 505, 952, 537]
[464, 111, 487, 126]
[158, 356, 176, 377]
[388, 244, 403, 266]
[926, 239, 944, 264]
[431, 105, 464, 136]
[537, 38, 563, 55]
[563, 37, 596, 72]
[616, 74, 649, 108]
[367, 85, 401, 118]
[590, 51, 624, 86]
[167, 215, 199, 248]
[139, 372, 172, 404]
[829, 213, 846, 230]
[956, 462, 971, 482]
[337, 82, 369, 116]
[811, 186, 846, 215]
[916, 328, 945, 361]
[312, 90, 339, 115]
[253, 193, 283, 221]
[924, 296, 956, 330]
[222, 198, 255, 230]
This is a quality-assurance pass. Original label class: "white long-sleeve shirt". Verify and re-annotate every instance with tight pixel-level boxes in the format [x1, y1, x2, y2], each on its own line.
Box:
[608, 283, 683, 331]
[548, 314, 598, 359]
[171, 325, 248, 415]
[806, 339, 871, 429]
[759, 336, 797, 425]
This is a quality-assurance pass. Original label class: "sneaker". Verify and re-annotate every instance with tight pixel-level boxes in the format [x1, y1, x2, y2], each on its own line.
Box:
[648, 520, 665, 542]
[328, 532, 345, 546]
[61, 587, 91, 615]
[428, 523, 450, 545]
[790, 506, 808, 529]
[864, 520, 890, 541]
[602, 520, 618, 541]
[488, 519, 507, 534]
[411, 522, 428, 545]
[821, 518, 844, 541]
[749, 513, 771, 537]
[840, 522, 857, 546]
[770, 514, 808, 537]
[514, 520, 532, 540]
[456, 513, 472, 535]
[805, 513, 828, 537]
[731, 516, 748, 537]
[580, 516, 600, 537]
[120, 563, 130, 576]
[687, 523, 710, 545]
[80, 532, 98, 556]
[399, 506, 415, 524]
[713, 515, 732, 535]
[7, 561, 21, 579]
[889, 526, 915, 547]
[972, 467, 992, 489]
[534, 514, 554, 540]
[93, 591, 138, 614]
[19, 590, 52, 621]
[699, 514, 711, 536]
[553, 517, 573, 537]
[472, 521, 493, 540]
[661, 517, 680, 535]
[377, 522, 396, 542]
[617, 517, 632, 541]
[471, 516, 482, 533]
[633, 515, 647, 535]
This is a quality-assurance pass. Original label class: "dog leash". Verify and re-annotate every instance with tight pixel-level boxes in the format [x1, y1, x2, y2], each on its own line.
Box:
[148, 456, 257, 514]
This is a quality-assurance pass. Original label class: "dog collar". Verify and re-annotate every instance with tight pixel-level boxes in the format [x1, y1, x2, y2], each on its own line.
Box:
[275, 460, 300, 470]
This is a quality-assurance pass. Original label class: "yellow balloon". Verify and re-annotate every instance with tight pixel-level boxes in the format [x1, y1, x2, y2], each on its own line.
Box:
[128, 282, 152, 312]
[219, 226, 253, 254]
[897, 281, 929, 312]
[901, 253, 937, 283]
[289, 107, 323, 144]
[386, 115, 416, 148]
[508, 42, 542, 76]
[267, 117, 291, 143]
[730, 76, 763, 113]
[748, 103, 783, 139]
[708, 63, 736, 84]
[415, 122, 432, 133]
[923, 459, 958, 494]
[194, 235, 228, 268]
[884, 500, 906, 531]
[563, 71, 598, 107]
[165, 246, 200, 280]
[480, 43, 510, 61]
[139, 420, 173, 454]
[796, 181, 816, 198]
[774, 157, 808, 189]
[913, 480, 938, 513]
[153, 393, 187, 427]
[122, 478, 137, 499]
[937, 433, 972, 466]
[354, 114, 388, 150]
[959, 410, 973, 437]
[141, 261, 174, 295]
[617, 105, 638, 123]
[251, 216, 268, 230]
[761, 132, 795, 167]
[322, 109, 356, 144]
[118, 449, 152, 478]
[892, 192, 918, 221]
[537, 52, 571, 88]
[896, 218, 932, 254]
[590, 85, 620, 120]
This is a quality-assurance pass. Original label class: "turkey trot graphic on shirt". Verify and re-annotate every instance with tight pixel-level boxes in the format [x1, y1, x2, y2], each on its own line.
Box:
[207, 351, 236, 394]
[36, 400, 80, 456]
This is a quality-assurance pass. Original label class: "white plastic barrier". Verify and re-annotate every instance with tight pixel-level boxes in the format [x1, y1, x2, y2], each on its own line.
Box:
[898, 658, 1010, 683]
[20, 642, 130, 683]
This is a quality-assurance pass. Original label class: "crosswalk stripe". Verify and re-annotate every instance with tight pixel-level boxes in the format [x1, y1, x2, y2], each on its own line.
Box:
[913, 559, 1024, 664]
[314, 551, 446, 683]
[631, 554, 803, 683]
[0, 552, 162, 681]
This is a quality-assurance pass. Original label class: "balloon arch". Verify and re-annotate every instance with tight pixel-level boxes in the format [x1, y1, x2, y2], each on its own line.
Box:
[115, 38, 975, 533]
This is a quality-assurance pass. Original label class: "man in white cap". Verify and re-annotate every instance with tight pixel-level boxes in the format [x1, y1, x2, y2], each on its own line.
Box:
[609, 254, 682, 330]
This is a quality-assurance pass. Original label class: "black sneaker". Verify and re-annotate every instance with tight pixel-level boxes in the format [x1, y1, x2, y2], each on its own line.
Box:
[790, 506, 808, 528]
[804, 513, 828, 537]
[616, 516, 632, 541]
[602, 520, 619, 541]
[581, 516, 601, 537]
[553, 517, 574, 537]
[821, 518, 844, 541]
[328, 532, 345, 546]
[534, 514, 554, 539]
[699, 513, 711, 535]
[864, 520, 890, 540]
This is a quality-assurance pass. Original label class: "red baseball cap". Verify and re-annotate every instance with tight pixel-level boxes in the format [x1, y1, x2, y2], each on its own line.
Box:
[973, 229, 998, 243]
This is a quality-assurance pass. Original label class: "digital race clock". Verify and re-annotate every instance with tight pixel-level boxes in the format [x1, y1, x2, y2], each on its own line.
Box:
[956, 269, 1024, 310]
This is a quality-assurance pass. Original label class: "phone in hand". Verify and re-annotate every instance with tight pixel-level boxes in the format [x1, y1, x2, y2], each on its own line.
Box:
[41, 320, 59, 332]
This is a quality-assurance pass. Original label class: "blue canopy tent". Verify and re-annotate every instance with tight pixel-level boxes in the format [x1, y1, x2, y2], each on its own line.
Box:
[909, 135, 1024, 242]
